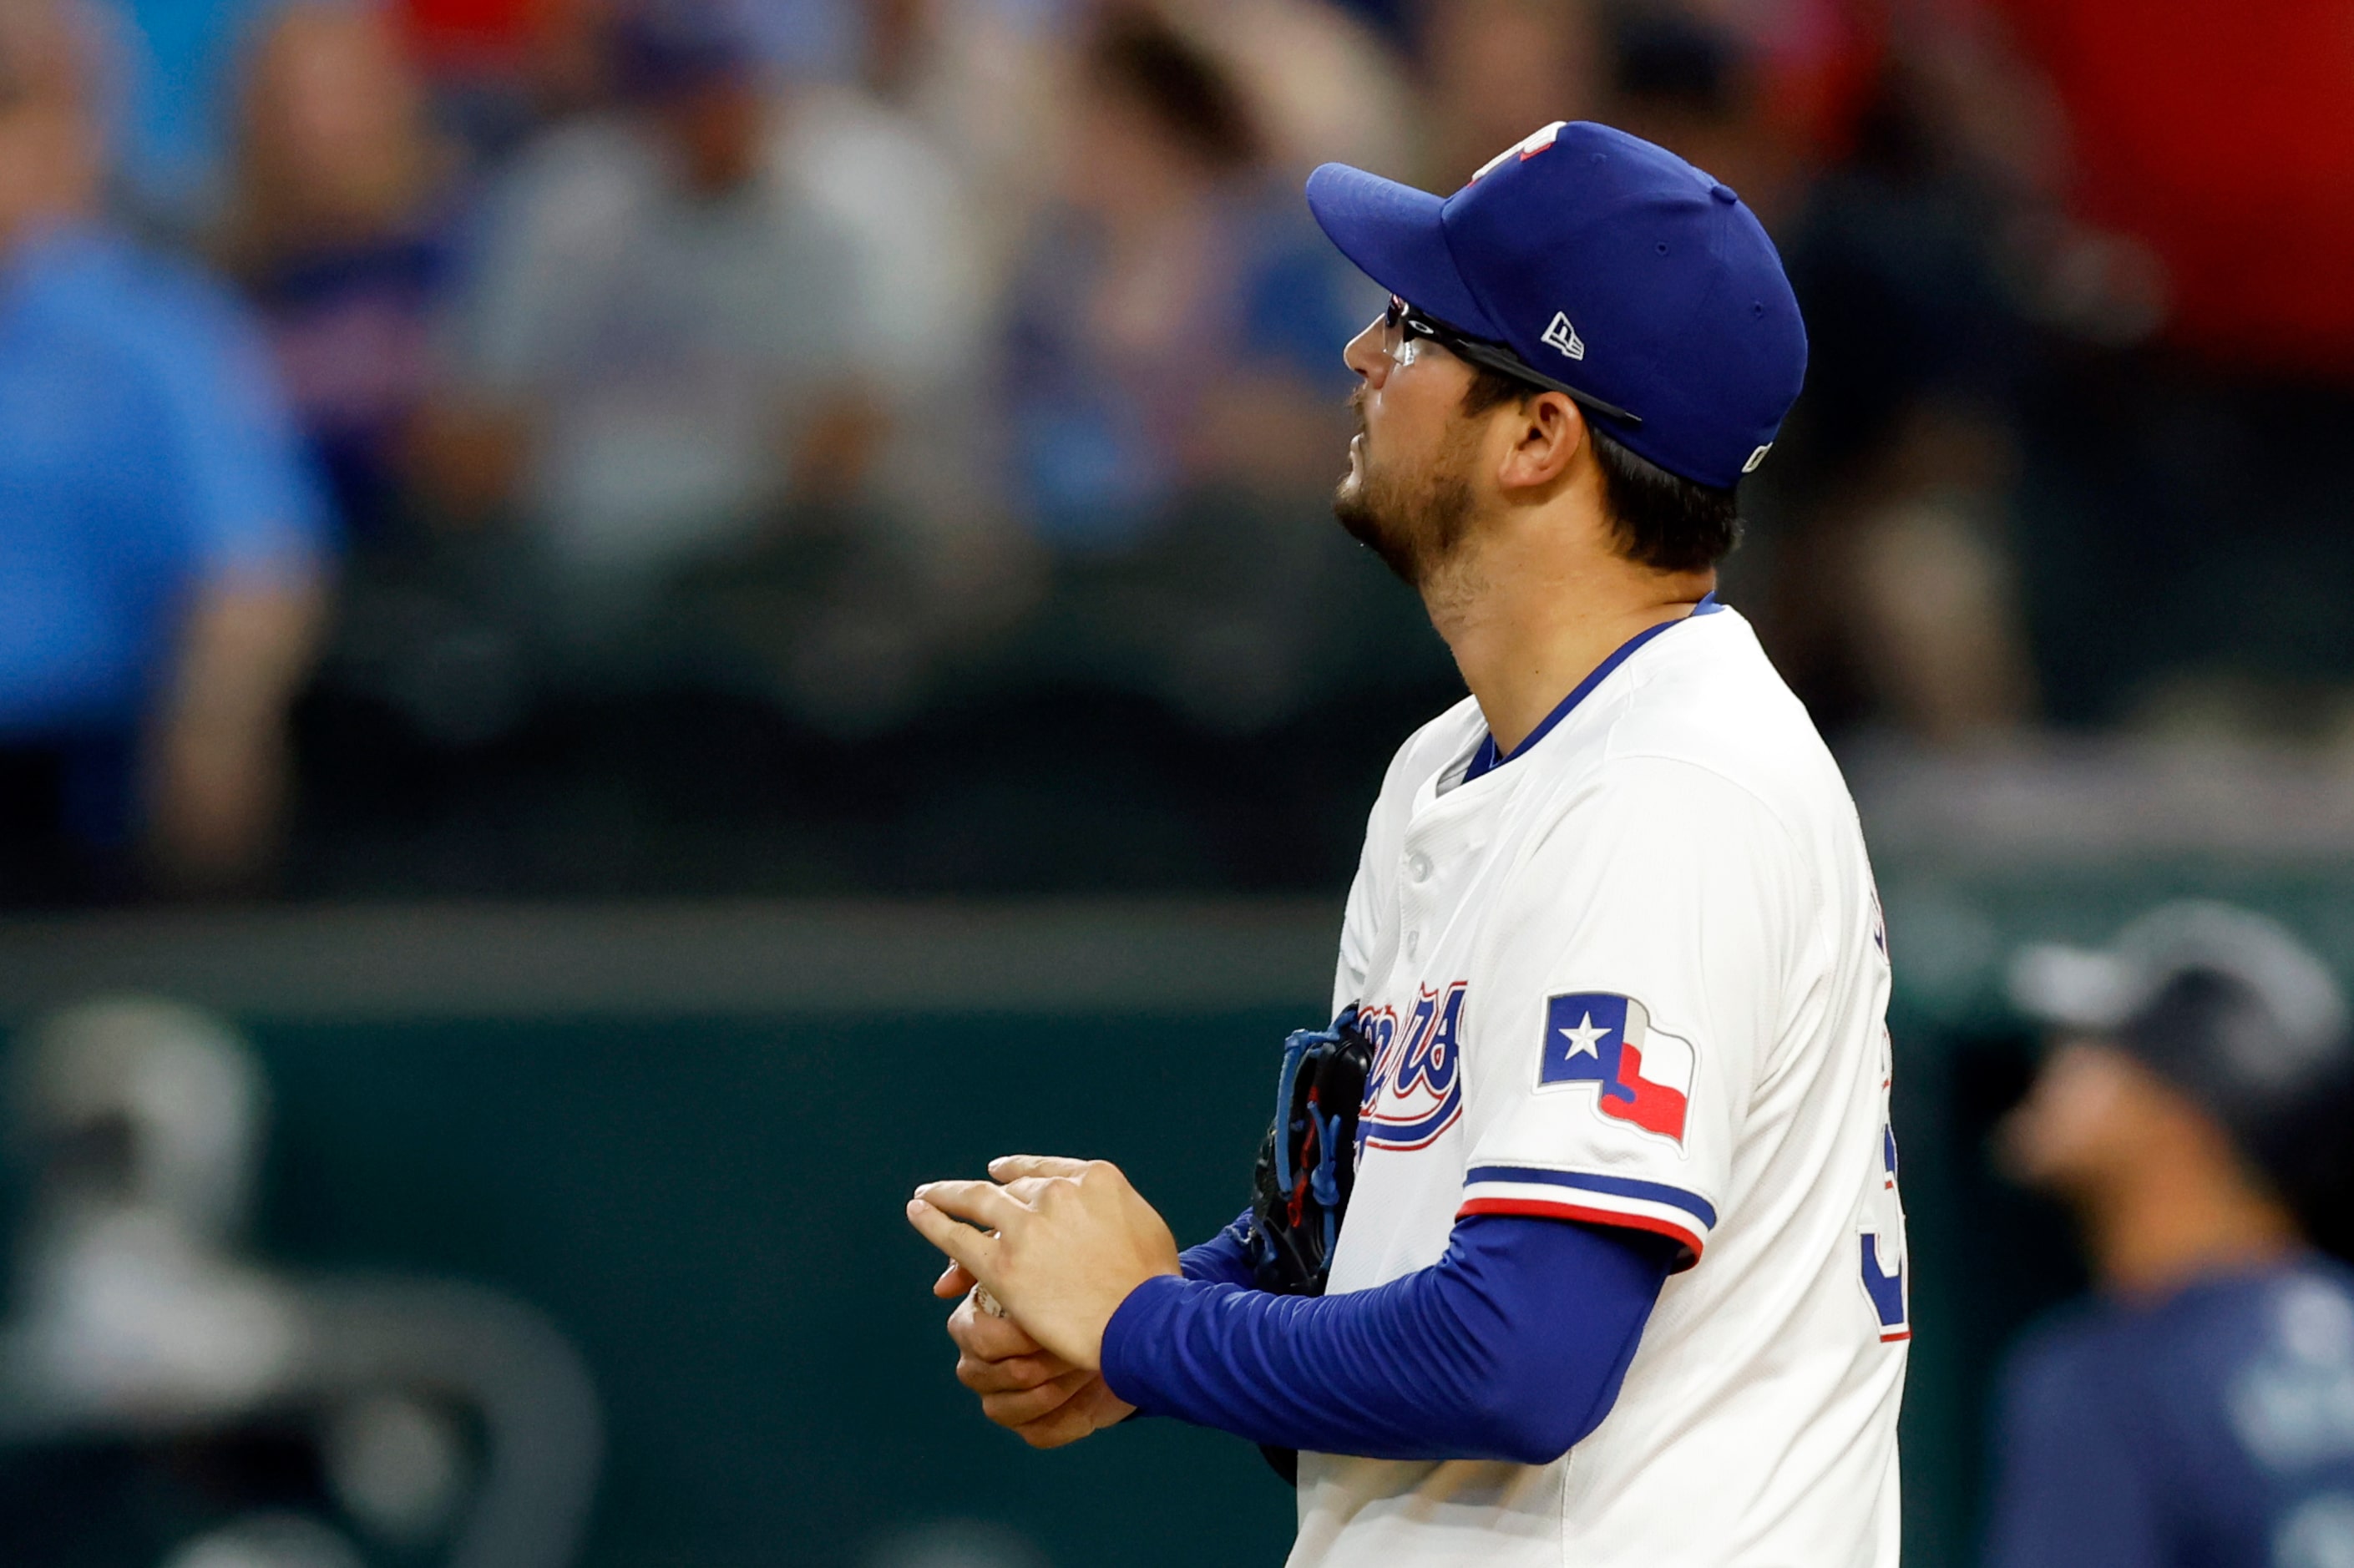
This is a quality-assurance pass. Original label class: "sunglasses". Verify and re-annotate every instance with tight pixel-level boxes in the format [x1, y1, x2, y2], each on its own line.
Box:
[1379, 296, 1643, 429]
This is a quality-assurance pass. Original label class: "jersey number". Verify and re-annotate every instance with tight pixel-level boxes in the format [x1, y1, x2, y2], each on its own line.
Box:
[1860, 1095, 1910, 1343]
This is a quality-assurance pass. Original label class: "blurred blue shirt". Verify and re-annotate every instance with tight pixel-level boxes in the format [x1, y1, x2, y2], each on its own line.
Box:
[1985, 1258, 2354, 1568]
[1003, 189, 1376, 554]
[244, 224, 458, 539]
[0, 224, 331, 740]
[102, 0, 282, 228]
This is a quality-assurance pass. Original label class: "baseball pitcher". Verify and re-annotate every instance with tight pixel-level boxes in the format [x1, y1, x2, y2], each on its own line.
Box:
[908, 119, 1906, 1567]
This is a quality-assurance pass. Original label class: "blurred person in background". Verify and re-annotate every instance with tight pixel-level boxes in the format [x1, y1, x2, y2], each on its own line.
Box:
[97, 0, 278, 230]
[1003, 6, 1368, 550]
[1692, 3, 2046, 745]
[217, 1, 463, 544]
[1412, 0, 1603, 188]
[426, 0, 878, 646]
[750, 0, 1042, 723]
[396, 0, 603, 154]
[1158, 0, 1416, 185]
[999, 8, 1378, 726]
[839, 0, 1068, 291]
[789, 0, 1005, 397]
[1967, 0, 2354, 736]
[0, 0, 333, 902]
[1604, 8, 1799, 238]
[1754, 0, 2354, 743]
[1989, 903, 2354, 1568]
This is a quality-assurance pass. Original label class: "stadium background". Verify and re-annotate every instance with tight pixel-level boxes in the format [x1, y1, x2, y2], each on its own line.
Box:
[3, 0, 2352, 1562]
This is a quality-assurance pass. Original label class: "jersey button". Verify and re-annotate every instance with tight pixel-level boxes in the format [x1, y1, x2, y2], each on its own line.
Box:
[1407, 852, 1433, 882]
[1405, 930, 1421, 959]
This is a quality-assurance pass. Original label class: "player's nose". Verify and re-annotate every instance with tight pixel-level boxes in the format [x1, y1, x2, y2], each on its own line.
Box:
[1343, 316, 1390, 387]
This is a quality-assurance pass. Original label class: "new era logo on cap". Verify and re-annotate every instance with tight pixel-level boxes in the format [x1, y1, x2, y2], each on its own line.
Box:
[1541, 311, 1586, 361]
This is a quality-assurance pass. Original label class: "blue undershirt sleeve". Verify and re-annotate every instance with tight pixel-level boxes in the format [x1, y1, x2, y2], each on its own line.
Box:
[1178, 1209, 1258, 1291]
[1101, 1214, 1673, 1464]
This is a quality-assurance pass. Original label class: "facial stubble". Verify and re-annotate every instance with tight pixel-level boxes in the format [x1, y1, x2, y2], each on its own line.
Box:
[1332, 396, 1483, 593]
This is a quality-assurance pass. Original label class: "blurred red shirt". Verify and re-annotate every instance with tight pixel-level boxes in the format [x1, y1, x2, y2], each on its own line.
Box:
[398, 0, 541, 73]
[1995, 0, 2354, 376]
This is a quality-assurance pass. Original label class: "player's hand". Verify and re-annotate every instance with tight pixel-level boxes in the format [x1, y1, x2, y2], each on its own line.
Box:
[930, 1176, 1138, 1446]
[906, 1155, 1182, 1373]
[926, 1173, 1069, 1302]
[943, 1283, 1136, 1448]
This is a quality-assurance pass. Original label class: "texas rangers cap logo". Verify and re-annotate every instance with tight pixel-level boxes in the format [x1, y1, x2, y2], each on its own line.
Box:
[1539, 992, 1695, 1146]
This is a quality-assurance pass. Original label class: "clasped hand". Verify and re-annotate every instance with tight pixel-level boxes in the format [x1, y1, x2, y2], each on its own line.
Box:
[907, 1155, 1182, 1449]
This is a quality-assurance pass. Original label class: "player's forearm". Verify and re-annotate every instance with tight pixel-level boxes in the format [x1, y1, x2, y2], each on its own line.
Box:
[1177, 1210, 1257, 1290]
[1101, 1215, 1670, 1464]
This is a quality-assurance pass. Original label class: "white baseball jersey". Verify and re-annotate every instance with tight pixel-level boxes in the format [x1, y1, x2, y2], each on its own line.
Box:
[1295, 600, 1906, 1567]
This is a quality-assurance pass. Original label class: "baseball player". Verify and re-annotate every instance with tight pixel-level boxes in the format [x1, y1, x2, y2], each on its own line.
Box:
[1990, 903, 2354, 1568]
[908, 119, 1906, 1567]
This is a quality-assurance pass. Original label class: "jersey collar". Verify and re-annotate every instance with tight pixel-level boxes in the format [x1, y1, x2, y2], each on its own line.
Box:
[1460, 592, 1722, 785]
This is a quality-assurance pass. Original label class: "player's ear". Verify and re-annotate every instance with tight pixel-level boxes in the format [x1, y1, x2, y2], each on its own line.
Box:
[1495, 391, 1586, 495]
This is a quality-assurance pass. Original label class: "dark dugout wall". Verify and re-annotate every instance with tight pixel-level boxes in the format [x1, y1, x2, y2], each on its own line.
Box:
[3, 882, 2348, 1566]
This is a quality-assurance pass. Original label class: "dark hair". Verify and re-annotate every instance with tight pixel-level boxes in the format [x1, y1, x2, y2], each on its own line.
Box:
[1087, 12, 1262, 175]
[1461, 363, 1742, 573]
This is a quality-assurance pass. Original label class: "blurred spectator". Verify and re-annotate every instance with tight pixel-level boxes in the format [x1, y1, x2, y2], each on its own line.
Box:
[1695, 0, 1883, 171]
[1967, 0, 2354, 732]
[1746, 29, 2044, 743]
[1001, 8, 1367, 551]
[0, 0, 332, 900]
[1412, 0, 1604, 189]
[1755, 0, 2354, 739]
[400, 0, 542, 78]
[1605, 7, 1798, 230]
[990, 8, 1392, 731]
[785, 0, 1000, 519]
[842, 0, 1068, 293]
[427, 0, 877, 633]
[739, 0, 1042, 723]
[1162, 0, 1417, 182]
[217, 2, 462, 541]
[98, 0, 278, 230]
[787, 3, 995, 407]
[395, 0, 586, 152]
[1987, 903, 2354, 1568]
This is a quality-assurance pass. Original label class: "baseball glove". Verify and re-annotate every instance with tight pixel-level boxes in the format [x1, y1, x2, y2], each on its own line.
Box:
[1248, 1004, 1374, 1482]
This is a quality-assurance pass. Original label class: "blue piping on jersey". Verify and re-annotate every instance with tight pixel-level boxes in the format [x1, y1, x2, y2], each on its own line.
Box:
[1460, 591, 1724, 785]
[1464, 1165, 1719, 1229]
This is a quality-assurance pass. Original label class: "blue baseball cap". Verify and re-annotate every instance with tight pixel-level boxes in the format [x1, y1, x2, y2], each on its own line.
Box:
[1305, 121, 1806, 490]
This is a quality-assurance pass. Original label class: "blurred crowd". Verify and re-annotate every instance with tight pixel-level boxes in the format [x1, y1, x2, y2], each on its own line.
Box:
[2, 0, 2351, 903]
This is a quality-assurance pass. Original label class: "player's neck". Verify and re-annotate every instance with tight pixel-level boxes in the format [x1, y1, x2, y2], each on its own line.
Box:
[2083, 1161, 2303, 1300]
[1429, 524, 1714, 758]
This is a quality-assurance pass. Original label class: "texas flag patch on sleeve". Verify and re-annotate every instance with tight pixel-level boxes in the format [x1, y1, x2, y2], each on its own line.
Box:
[1539, 992, 1694, 1145]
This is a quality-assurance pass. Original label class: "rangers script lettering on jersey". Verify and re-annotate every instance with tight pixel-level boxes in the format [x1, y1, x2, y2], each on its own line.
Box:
[1298, 601, 1906, 1567]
